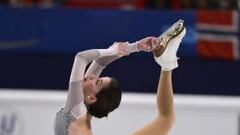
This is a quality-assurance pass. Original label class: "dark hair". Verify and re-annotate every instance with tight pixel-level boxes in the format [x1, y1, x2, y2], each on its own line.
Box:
[88, 77, 122, 118]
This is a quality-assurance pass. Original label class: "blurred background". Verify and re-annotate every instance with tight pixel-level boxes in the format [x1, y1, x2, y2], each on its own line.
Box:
[1, 0, 240, 95]
[0, 0, 240, 135]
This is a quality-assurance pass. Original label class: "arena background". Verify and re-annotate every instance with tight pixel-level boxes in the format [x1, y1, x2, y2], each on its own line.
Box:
[0, 7, 240, 95]
[0, 0, 240, 135]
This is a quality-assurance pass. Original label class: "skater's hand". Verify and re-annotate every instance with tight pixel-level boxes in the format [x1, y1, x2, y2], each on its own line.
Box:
[137, 37, 157, 52]
[109, 42, 130, 56]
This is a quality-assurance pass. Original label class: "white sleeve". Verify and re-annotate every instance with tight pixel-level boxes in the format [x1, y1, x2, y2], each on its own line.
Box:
[65, 48, 121, 114]
[69, 49, 100, 82]
[85, 42, 140, 77]
[127, 41, 139, 53]
[71, 102, 87, 119]
[85, 56, 120, 77]
[65, 49, 100, 113]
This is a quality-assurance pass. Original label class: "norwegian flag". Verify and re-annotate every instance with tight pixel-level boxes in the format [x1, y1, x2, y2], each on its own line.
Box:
[197, 10, 239, 60]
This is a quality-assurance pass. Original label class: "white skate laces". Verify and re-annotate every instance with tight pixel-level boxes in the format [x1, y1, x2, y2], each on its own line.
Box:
[153, 20, 186, 71]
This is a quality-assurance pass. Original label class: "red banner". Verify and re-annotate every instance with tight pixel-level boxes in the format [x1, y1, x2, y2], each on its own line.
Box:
[197, 10, 239, 60]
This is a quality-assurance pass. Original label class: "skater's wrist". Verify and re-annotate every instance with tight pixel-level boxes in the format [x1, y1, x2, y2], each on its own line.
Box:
[127, 41, 140, 53]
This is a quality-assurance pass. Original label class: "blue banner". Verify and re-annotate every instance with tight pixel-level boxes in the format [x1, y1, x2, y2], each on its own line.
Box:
[0, 7, 196, 56]
[3, 7, 239, 96]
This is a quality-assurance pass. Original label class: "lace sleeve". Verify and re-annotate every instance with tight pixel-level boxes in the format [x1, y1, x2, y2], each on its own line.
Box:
[85, 56, 120, 77]
[69, 49, 100, 82]
[64, 49, 100, 113]
[64, 48, 124, 115]
[85, 41, 138, 77]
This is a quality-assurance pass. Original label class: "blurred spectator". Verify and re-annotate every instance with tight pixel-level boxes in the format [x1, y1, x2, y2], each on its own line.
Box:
[217, 0, 237, 10]
[147, 0, 170, 9]
[196, 0, 238, 10]
[0, 0, 238, 10]
[148, 0, 238, 10]
[195, 0, 208, 9]
[64, 0, 146, 9]
[194, 0, 218, 9]
[181, 0, 195, 9]
[0, 0, 8, 5]
[2, 0, 59, 7]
